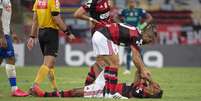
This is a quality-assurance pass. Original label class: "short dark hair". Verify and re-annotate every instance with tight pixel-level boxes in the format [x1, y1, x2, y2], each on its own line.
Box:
[141, 21, 157, 44]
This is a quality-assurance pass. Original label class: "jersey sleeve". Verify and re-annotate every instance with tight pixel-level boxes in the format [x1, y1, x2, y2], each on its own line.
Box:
[50, 0, 60, 12]
[120, 9, 126, 18]
[81, 0, 93, 12]
[119, 9, 126, 22]
[140, 8, 147, 18]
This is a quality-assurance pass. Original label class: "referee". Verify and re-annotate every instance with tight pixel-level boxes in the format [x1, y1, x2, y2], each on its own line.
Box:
[27, 0, 74, 93]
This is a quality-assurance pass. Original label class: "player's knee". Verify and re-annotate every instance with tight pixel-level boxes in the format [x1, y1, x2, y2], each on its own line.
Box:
[43, 56, 56, 68]
[109, 57, 119, 67]
[6, 57, 15, 65]
[44, 62, 55, 68]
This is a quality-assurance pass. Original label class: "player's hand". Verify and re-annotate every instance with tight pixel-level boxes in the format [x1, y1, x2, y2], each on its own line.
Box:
[0, 36, 7, 49]
[140, 68, 152, 81]
[89, 17, 101, 28]
[12, 34, 20, 43]
[27, 37, 36, 50]
[91, 19, 100, 24]
[64, 26, 76, 42]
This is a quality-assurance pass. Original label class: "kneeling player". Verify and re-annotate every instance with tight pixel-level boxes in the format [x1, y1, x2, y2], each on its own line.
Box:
[84, 22, 156, 97]
[31, 70, 163, 99]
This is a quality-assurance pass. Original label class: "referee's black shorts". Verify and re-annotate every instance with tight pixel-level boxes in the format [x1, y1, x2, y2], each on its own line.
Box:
[38, 28, 59, 57]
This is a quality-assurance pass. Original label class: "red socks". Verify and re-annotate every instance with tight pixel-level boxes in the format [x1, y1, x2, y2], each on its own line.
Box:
[60, 90, 73, 97]
[84, 66, 96, 86]
[104, 66, 118, 95]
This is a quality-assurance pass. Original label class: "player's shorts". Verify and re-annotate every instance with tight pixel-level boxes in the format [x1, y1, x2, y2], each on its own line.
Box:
[84, 71, 105, 98]
[38, 28, 59, 57]
[0, 35, 15, 58]
[92, 31, 118, 56]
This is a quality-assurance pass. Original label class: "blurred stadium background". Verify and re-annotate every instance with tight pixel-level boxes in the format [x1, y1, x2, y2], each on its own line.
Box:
[0, 0, 201, 101]
[9, 0, 201, 68]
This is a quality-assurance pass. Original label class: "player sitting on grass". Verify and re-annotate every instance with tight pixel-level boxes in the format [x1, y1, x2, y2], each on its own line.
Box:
[29, 69, 163, 99]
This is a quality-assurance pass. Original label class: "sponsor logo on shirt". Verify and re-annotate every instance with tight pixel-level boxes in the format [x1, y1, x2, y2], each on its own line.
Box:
[37, 0, 48, 9]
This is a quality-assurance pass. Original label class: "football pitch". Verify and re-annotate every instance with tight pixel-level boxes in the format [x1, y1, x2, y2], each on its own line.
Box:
[0, 66, 201, 101]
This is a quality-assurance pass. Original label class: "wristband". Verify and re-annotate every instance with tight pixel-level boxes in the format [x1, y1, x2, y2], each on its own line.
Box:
[30, 36, 36, 38]
[63, 26, 73, 35]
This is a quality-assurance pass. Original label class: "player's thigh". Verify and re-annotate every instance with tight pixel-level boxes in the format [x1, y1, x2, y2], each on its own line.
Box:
[4, 35, 15, 64]
[101, 54, 119, 67]
[6, 56, 15, 65]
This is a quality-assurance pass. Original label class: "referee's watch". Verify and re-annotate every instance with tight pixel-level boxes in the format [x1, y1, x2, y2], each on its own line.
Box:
[29, 35, 36, 39]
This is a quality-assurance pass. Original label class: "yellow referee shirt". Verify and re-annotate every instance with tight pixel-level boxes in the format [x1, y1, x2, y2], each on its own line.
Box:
[33, 0, 60, 29]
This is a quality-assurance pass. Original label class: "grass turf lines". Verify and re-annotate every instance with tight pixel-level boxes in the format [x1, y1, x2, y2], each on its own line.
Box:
[0, 67, 201, 101]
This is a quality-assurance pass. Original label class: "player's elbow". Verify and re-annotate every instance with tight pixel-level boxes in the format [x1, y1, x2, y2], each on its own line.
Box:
[146, 14, 153, 23]
[73, 10, 81, 18]
[73, 7, 85, 19]
[52, 16, 60, 24]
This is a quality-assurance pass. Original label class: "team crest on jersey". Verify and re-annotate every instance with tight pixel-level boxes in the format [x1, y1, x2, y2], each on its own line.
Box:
[136, 39, 143, 46]
[37, 0, 48, 9]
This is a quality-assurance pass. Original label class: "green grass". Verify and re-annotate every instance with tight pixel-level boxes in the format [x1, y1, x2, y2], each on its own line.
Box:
[0, 66, 201, 101]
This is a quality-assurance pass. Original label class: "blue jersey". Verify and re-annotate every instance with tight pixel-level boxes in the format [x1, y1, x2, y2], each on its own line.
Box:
[0, 35, 15, 58]
[120, 8, 147, 27]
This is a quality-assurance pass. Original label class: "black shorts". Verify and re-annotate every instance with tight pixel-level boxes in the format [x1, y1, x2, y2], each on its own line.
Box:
[38, 28, 59, 57]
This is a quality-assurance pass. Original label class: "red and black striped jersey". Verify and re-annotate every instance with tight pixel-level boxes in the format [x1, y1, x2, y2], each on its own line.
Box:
[98, 23, 143, 47]
[82, 0, 115, 31]
[115, 83, 145, 98]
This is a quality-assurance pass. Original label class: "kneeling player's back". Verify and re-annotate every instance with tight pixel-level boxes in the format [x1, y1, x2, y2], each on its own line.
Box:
[98, 23, 142, 47]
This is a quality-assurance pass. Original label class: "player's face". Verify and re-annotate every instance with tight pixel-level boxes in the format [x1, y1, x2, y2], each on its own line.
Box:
[143, 82, 163, 98]
[129, 0, 135, 8]
[108, 0, 113, 7]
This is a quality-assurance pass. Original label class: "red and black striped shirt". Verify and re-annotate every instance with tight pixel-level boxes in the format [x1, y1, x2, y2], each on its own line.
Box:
[98, 23, 143, 47]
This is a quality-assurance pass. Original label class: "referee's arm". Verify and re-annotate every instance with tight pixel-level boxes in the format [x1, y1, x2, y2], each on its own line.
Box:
[30, 12, 38, 37]
[52, 12, 67, 32]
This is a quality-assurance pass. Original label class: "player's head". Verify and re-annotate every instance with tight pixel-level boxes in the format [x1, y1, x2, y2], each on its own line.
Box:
[130, 79, 163, 98]
[128, 0, 136, 8]
[141, 23, 157, 45]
